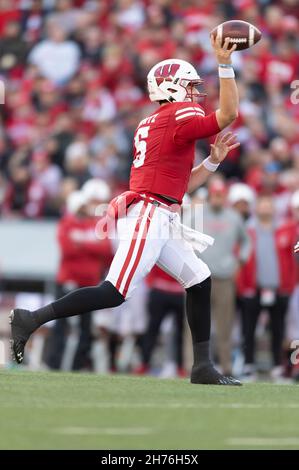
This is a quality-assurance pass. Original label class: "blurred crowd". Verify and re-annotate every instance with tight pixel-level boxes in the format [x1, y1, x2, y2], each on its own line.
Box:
[0, 0, 299, 218]
[0, 0, 299, 381]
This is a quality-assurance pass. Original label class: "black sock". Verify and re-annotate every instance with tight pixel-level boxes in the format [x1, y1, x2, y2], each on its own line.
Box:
[186, 277, 212, 368]
[192, 341, 212, 369]
[32, 281, 125, 327]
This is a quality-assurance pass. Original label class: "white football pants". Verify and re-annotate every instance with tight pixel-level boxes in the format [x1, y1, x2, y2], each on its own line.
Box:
[106, 200, 211, 298]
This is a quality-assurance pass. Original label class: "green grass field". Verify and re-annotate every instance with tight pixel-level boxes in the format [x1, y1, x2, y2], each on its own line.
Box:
[0, 370, 298, 450]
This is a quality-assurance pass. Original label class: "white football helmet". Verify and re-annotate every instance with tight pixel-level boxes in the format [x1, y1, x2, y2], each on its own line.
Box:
[66, 191, 86, 214]
[82, 179, 111, 203]
[147, 58, 205, 103]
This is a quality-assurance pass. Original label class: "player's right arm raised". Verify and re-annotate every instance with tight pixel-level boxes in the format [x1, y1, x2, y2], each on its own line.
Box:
[211, 35, 239, 129]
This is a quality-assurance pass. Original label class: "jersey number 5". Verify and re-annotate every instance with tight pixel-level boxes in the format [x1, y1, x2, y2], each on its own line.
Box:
[133, 126, 150, 168]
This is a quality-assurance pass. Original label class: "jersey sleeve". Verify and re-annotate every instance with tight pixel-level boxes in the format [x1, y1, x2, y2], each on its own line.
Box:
[173, 105, 220, 144]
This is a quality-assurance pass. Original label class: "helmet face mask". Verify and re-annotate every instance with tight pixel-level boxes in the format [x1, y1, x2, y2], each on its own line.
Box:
[179, 78, 205, 102]
[147, 59, 206, 103]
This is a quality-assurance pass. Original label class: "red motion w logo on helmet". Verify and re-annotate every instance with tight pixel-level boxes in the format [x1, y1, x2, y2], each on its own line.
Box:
[154, 63, 180, 78]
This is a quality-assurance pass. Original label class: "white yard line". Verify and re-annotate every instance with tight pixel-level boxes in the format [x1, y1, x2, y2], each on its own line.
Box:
[56, 427, 152, 436]
[227, 437, 299, 447]
[2, 402, 299, 410]
[64, 402, 299, 409]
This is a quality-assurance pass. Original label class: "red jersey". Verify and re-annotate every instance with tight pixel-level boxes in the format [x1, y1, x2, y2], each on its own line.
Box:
[57, 214, 113, 287]
[129, 102, 220, 203]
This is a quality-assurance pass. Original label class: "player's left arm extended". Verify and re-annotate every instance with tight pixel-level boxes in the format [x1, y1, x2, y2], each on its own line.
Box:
[187, 132, 240, 193]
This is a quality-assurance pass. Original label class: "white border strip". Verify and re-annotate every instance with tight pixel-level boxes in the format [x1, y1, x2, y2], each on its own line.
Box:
[176, 111, 204, 120]
[249, 25, 254, 47]
[175, 107, 205, 116]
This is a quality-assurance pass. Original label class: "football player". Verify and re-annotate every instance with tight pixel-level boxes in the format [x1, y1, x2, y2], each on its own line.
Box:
[11, 35, 241, 384]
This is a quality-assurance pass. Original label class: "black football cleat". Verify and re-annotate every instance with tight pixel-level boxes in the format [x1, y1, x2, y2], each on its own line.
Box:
[9, 309, 37, 364]
[191, 365, 242, 386]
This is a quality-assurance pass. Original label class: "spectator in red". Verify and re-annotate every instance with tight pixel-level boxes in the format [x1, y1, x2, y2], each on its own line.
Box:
[5, 92, 36, 148]
[136, 26, 177, 63]
[0, 1, 20, 37]
[238, 194, 297, 381]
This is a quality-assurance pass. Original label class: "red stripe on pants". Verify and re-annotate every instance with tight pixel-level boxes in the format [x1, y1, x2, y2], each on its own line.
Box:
[115, 202, 147, 293]
[122, 204, 156, 297]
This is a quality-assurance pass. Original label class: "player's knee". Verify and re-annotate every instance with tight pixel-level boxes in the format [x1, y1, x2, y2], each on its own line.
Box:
[99, 280, 125, 307]
[184, 263, 211, 290]
[186, 276, 211, 294]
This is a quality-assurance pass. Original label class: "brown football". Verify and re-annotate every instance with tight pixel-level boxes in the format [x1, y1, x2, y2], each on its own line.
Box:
[211, 20, 262, 51]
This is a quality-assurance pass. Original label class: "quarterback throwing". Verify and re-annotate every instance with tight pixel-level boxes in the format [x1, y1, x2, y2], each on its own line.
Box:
[11, 35, 241, 385]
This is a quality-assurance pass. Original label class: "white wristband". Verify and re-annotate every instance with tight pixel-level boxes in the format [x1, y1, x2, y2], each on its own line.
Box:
[218, 66, 235, 78]
[202, 156, 220, 172]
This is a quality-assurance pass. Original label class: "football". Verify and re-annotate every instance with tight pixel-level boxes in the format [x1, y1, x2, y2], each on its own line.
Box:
[211, 20, 262, 51]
